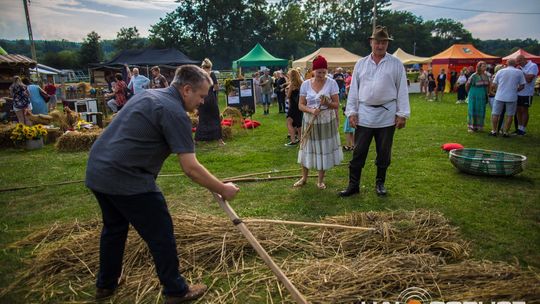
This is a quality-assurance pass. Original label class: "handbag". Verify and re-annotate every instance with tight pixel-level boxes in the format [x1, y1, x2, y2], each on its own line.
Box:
[39, 89, 50, 103]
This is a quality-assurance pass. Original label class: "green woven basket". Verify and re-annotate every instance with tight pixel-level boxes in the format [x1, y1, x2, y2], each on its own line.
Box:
[449, 148, 527, 176]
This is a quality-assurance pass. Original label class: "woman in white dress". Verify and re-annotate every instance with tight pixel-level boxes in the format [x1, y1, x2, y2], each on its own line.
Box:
[294, 55, 343, 190]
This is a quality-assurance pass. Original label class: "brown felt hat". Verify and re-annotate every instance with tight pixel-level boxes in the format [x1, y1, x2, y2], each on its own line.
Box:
[369, 25, 393, 41]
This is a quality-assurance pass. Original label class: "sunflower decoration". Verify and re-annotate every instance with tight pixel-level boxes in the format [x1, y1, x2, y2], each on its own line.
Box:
[10, 124, 48, 142]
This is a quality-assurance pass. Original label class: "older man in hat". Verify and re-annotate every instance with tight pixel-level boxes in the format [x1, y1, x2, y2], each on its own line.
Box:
[339, 25, 410, 197]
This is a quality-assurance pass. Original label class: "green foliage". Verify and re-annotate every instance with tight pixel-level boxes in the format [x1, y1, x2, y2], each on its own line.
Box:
[42, 50, 80, 69]
[78, 31, 103, 67]
[406, 71, 419, 82]
[114, 26, 145, 52]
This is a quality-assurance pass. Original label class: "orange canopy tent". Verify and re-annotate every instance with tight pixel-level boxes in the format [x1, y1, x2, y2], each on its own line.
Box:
[503, 48, 540, 64]
[428, 44, 500, 92]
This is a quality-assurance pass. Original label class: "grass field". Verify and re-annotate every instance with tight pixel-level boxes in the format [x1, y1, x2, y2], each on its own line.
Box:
[0, 93, 539, 302]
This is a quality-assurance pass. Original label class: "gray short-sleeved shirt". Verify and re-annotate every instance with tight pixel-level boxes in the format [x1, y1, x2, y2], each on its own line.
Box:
[85, 86, 194, 195]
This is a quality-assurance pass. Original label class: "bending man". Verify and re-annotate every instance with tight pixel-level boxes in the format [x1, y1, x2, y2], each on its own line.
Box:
[86, 65, 239, 303]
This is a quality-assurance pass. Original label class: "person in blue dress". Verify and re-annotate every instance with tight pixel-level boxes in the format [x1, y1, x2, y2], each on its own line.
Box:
[22, 78, 48, 115]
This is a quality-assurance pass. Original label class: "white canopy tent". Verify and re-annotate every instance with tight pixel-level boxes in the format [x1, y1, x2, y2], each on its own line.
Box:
[392, 48, 432, 65]
[292, 47, 363, 70]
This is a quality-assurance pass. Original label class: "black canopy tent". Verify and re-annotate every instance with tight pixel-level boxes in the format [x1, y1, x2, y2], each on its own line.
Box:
[89, 48, 199, 85]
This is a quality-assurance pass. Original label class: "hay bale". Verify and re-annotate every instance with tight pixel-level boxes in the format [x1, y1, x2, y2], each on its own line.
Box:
[4, 209, 539, 303]
[55, 129, 102, 152]
[222, 107, 243, 125]
[222, 125, 233, 140]
[188, 111, 199, 128]
[0, 123, 16, 148]
[44, 127, 61, 144]
[26, 113, 53, 125]
[49, 110, 69, 131]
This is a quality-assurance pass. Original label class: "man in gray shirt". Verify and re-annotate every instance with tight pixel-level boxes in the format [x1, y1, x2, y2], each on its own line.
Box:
[86, 65, 239, 303]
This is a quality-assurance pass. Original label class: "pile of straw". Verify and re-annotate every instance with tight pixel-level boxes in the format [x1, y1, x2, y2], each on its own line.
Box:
[55, 129, 102, 152]
[44, 127, 62, 144]
[26, 113, 53, 125]
[3, 209, 539, 303]
[0, 123, 15, 148]
[222, 125, 233, 140]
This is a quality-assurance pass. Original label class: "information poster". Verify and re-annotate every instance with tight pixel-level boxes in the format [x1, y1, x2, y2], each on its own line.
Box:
[239, 80, 252, 97]
[227, 79, 255, 113]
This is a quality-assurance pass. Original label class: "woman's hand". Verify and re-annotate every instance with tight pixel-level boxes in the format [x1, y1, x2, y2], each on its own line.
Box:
[312, 108, 321, 116]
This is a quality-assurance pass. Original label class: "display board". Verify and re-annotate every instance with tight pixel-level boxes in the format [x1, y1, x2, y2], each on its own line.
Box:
[226, 79, 255, 114]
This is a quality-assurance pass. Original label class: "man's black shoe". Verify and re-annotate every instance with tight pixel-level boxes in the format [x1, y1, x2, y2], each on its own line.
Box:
[375, 183, 387, 196]
[95, 288, 115, 301]
[339, 187, 359, 197]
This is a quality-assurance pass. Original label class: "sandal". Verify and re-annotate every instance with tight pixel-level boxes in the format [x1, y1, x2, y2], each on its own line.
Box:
[293, 179, 307, 187]
[317, 182, 326, 190]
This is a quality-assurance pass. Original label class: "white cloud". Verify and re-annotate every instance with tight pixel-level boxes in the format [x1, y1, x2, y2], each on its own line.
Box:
[89, 0, 179, 11]
[31, 0, 127, 18]
[462, 12, 540, 40]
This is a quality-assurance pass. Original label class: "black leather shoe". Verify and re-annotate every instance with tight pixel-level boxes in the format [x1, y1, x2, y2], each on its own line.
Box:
[339, 187, 359, 197]
[95, 288, 115, 301]
[375, 183, 387, 196]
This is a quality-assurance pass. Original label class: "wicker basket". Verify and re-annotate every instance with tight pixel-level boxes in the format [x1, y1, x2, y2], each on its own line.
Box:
[449, 148, 527, 176]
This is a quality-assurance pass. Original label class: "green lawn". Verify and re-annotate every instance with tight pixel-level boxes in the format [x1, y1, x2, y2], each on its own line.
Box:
[1, 93, 539, 302]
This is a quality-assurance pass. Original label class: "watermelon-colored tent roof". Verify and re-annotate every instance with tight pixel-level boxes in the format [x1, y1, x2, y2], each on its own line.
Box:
[233, 43, 288, 69]
[431, 44, 500, 65]
[503, 48, 540, 64]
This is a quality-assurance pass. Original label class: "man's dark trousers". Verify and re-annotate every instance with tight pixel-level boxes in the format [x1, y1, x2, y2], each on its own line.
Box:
[349, 125, 396, 180]
[92, 190, 189, 296]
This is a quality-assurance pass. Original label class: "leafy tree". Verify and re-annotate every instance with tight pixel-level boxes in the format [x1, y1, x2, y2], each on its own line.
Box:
[114, 26, 145, 51]
[379, 10, 432, 56]
[79, 31, 103, 67]
[424, 18, 473, 54]
[267, 1, 313, 59]
[42, 50, 80, 69]
[335, 0, 391, 56]
[149, 0, 274, 68]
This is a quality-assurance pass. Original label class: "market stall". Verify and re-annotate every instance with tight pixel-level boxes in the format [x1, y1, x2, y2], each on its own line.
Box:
[292, 47, 362, 71]
[429, 44, 500, 92]
[89, 48, 198, 86]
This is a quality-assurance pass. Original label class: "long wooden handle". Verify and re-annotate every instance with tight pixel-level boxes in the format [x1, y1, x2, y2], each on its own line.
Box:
[212, 192, 308, 304]
[244, 219, 375, 231]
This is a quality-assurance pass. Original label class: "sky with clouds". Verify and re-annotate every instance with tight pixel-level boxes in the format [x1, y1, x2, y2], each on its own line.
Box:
[0, 0, 538, 42]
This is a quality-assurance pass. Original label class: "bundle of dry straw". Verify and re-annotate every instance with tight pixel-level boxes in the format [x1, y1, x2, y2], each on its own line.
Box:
[3, 209, 539, 303]
[55, 129, 103, 152]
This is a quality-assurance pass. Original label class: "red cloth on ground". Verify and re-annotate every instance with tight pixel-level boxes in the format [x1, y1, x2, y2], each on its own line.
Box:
[441, 143, 464, 151]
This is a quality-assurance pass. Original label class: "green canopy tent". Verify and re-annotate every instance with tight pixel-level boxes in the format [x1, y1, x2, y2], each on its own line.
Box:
[232, 43, 288, 72]
[0, 46, 7, 56]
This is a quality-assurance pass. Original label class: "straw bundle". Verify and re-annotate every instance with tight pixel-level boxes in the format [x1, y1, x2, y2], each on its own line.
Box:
[49, 110, 70, 131]
[3, 209, 539, 303]
[222, 107, 243, 125]
[188, 111, 199, 128]
[222, 125, 233, 140]
[0, 123, 16, 148]
[44, 127, 61, 144]
[26, 113, 53, 125]
[55, 129, 102, 152]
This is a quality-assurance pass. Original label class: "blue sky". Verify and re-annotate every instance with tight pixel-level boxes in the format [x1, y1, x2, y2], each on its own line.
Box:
[0, 0, 539, 42]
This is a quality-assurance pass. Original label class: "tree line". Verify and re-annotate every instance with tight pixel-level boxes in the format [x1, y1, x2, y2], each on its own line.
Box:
[1, 0, 539, 70]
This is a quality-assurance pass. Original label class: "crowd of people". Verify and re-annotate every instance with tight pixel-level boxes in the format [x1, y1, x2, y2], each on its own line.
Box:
[416, 55, 537, 136]
[7, 23, 535, 303]
[8, 75, 56, 125]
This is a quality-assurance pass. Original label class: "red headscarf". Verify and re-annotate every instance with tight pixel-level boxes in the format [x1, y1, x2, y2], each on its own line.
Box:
[312, 55, 328, 71]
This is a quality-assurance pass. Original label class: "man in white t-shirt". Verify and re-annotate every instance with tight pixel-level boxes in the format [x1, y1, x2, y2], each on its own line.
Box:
[490, 59, 526, 137]
[515, 55, 538, 135]
[340, 26, 410, 197]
